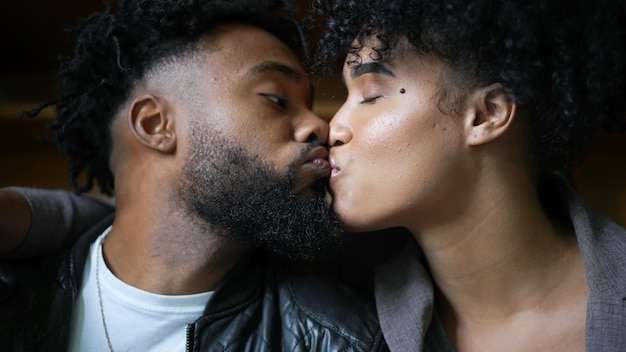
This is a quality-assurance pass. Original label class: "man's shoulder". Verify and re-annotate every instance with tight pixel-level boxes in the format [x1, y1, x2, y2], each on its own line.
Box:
[0, 248, 74, 350]
[0, 245, 73, 300]
[275, 264, 387, 351]
[0, 217, 110, 350]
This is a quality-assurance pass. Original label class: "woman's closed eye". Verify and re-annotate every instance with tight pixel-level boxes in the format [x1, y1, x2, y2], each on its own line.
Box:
[360, 95, 383, 104]
[359, 83, 387, 104]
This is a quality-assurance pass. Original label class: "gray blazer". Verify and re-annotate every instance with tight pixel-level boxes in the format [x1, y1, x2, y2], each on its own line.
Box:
[376, 181, 626, 352]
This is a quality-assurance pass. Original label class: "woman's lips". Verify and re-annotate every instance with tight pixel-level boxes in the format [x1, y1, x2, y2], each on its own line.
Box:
[330, 159, 341, 178]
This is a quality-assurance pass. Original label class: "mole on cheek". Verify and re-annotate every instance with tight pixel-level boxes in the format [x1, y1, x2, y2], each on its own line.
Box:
[400, 88, 406, 94]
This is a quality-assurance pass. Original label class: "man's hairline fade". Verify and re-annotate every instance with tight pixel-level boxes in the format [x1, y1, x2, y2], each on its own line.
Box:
[23, 0, 306, 196]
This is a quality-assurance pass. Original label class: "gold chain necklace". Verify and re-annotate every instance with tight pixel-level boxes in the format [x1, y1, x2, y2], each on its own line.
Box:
[96, 238, 115, 352]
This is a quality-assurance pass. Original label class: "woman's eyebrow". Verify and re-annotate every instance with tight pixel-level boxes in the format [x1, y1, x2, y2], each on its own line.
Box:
[349, 62, 396, 80]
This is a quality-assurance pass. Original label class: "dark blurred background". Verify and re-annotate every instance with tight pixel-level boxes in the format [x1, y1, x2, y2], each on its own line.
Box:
[0, 0, 624, 226]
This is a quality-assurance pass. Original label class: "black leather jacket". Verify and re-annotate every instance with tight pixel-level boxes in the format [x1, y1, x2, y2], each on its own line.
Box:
[0, 215, 388, 351]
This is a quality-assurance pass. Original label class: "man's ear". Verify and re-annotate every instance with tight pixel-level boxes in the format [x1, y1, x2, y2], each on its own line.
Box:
[128, 95, 176, 153]
[463, 83, 517, 146]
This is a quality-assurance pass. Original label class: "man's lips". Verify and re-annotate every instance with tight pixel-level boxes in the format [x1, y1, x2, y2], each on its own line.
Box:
[293, 146, 331, 194]
[301, 146, 331, 175]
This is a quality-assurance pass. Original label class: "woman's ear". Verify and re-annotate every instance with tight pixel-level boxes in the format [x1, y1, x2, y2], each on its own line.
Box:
[128, 95, 177, 153]
[462, 83, 517, 146]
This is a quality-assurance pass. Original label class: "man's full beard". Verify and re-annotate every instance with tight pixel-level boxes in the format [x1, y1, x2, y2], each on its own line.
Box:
[179, 130, 341, 260]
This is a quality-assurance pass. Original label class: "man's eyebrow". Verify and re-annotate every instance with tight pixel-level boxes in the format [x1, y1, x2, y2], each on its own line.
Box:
[245, 61, 314, 107]
[245, 61, 302, 82]
[348, 62, 396, 80]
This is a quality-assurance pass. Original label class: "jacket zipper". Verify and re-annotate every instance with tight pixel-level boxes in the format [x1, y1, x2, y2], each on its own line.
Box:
[185, 323, 195, 352]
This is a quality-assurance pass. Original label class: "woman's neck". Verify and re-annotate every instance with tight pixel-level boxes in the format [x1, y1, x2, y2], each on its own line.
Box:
[408, 173, 586, 323]
[409, 174, 588, 351]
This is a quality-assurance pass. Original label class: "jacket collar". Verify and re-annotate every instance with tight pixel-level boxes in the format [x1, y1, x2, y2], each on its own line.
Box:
[564, 186, 626, 299]
[202, 248, 270, 316]
[67, 213, 116, 296]
[375, 242, 432, 352]
[559, 181, 626, 350]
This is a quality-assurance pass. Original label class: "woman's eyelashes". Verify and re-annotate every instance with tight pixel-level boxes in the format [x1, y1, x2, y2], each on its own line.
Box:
[261, 93, 288, 108]
[360, 95, 383, 104]
[358, 83, 389, 104]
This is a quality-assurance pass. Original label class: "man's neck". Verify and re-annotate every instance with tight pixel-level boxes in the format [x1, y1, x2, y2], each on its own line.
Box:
[101, 212, 250, 295]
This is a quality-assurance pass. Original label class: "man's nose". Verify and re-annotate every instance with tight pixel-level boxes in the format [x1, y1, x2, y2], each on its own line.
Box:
[294, 110, 330, 144]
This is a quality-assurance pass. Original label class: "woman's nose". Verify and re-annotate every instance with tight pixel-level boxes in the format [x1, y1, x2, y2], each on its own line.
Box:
[329, 104, 353, 146]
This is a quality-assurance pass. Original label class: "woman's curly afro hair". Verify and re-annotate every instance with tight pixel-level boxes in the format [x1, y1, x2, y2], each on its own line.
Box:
[26, 0, 304, 195]
[314, 0, 626, 174]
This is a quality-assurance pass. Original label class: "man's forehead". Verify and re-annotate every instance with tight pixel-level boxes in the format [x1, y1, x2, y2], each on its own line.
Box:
[203, 23, 305, 76]
[246, 61, 303, 81]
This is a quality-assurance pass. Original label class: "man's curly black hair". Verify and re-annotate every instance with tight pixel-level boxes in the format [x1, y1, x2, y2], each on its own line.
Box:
[314, 0, 626, 174]
[25, 0, 305, 195]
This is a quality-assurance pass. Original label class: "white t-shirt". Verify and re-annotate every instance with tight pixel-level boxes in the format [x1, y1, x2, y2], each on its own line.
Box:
[68, 227, 213, 351]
